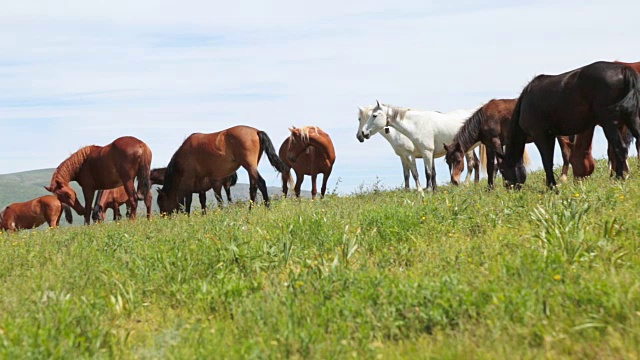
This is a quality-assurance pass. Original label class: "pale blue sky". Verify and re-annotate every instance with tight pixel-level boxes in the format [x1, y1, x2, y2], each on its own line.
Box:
[1, 0, 638, 193]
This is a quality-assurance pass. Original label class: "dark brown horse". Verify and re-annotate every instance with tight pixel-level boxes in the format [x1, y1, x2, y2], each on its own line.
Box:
[500, 61, 640, 188]
[0, 195, 73, 231]
[150, 167, 237, 214]
[443, 98, 574, 188]
[45, 136, 153, 224]
[568, 61, 640, 178]
[157, 126, 286, 214]
[281, 126, 336, 199]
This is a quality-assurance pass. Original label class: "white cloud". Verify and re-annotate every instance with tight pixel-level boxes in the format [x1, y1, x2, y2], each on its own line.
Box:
[1, 0, 639, 193]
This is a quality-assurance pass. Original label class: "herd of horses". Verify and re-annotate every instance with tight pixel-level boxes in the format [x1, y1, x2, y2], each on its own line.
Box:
[1, 60, 639, 232]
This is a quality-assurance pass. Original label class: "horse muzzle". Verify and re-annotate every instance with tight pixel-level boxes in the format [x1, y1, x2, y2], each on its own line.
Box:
[357, 133, 365, 143]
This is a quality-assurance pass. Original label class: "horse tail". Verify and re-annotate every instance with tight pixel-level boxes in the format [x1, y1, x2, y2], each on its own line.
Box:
[479, 143, 487, 174]
[136, 146, 152, 201]
[258, 131, 288, 173]
[91, 190, 104, 222]
[609, 66, 640, 120]
[522, 147, 531, 168]
[63, 204, 73, 224]
[228, 171, 238, 187]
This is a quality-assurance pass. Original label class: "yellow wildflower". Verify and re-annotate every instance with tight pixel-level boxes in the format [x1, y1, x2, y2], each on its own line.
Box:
[553, 274, 561, 281]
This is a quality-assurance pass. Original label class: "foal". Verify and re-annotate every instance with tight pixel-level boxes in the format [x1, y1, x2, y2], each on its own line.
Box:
[1, 195, 73, 231]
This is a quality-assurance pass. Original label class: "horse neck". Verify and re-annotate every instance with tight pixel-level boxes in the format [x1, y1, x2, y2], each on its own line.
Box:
[50, 145, 97, 186]
[452, 108, 484, 152]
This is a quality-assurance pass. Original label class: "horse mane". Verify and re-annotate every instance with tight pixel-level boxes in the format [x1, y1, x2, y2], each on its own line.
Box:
[290, 126, 323, 144]
[453, 107, 485, 151]
[161, 151, 180, 194]
[380, 103, 410, 123]
[51, 146, 97, 183]
[358, 106, 373, 120]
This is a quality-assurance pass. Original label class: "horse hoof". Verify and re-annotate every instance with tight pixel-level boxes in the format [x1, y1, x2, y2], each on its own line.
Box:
[559, 175, 568, 183]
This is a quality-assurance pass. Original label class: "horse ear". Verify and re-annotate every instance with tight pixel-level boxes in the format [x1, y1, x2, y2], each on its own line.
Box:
[44, 185, 52, 192]
[376, 100, 381, 108]
[357, 105, 363, 112]
[455, 142, 462, 150]
[443, 143, 449, 152]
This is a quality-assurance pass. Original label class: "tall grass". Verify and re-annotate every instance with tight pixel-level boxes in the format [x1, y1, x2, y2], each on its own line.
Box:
[1, 159, 640, 358]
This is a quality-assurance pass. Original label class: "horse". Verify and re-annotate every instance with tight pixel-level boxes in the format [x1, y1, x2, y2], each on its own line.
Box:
[150, 168, 237, 214]
[356, 105, 480, 190]
[91, 187, 131, 222]
[443, 98, 575, 188]
[281, 126, 336, 199]
[157, 125, 287, 214]
[499, 61, 640, 188]
[45, 136, 153, 224]
[0, 195, 73, 231]
[362, 101, 479, 192]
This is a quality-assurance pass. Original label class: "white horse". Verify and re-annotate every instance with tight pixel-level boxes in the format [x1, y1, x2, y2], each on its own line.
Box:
[362, 101, 482, 192]
[357, 106, 479, 191]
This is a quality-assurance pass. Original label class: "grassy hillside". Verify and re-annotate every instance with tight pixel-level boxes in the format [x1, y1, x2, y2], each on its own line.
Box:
[1, 160, 640, 358]
[0, 169, 309, 223]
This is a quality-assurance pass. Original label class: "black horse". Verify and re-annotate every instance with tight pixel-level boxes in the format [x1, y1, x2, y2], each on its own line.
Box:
[499, 61, 640, 188]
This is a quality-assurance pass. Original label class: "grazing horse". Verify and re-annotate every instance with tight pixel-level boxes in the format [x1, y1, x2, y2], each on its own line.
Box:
[150, 167, 237, 214]
[0, 195, 73, 231]
[443, 98, 575, 188]
[356, 105, 480, 190]
[157, 125, 286, 214]
[500, 61, 640, 188]
[281, 126, 336, 199]
[46, 136, 153, 224]
[362, 101, 479, 192]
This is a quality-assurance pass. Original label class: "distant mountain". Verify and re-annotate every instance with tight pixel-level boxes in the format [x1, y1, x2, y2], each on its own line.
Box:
[0, 169, 311, 222]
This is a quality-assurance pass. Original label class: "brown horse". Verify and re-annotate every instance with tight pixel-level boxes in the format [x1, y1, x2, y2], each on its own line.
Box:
[567, 61, 640, 178]
[281, 126, 336, 199]
[157, 126, 287, 214]
[45, 136, 153, 224]
[500, 61, 640, 188]
[443, 98, 573, 188]
[91, 187, 131, 222]
[0, 195, 73, 231]
[150, 167, 237, 214]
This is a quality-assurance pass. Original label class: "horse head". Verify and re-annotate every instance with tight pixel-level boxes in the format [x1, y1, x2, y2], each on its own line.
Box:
[361, 100, 389, 139]
[495, 153, 527, 189]
[356, 105, 373, 143]
[156, 187, 178, 215]
[444, 142, 465, 186]
[45, 180, 85, 215]
[286, 127, 305, 163]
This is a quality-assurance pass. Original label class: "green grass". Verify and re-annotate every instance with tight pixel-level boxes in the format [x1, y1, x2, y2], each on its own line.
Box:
[2, 160, 640, 359]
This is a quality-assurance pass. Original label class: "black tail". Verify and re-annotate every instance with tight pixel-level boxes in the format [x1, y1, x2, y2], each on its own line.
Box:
[228, 172, 238, 187]
[91, 190, 104, 221]
[136, 147, 152, 201]
[63, 204, 73, 224]
[258, 131, 288, 173]
[610, 66, 640, 118]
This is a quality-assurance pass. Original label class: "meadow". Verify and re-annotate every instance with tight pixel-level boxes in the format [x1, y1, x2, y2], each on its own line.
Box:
[1, 160, 639, 359]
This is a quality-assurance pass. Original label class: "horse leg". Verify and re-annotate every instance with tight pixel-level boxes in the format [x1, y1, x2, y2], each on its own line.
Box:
[534, 135, 557, 188]
[463, 150, 476, 184]
[122, 180, 138, 220]
[431, 156, 437, 191]
[81, 188, 95, 225]
[473, 150, 480, 183]
[282, 169, 290, 198]
[421, 150, 435, 192]
[257, 174, 270, 208]
[144, 190, 152, 220]
[115, 206, 123, 221]
[320, 170, 332, 198]
[199, 191, 208, 214]
[213, 186, 224, 209]
[571, 129, 595, 179]
[407, 155, 422, 193]
[602, 122, 629, 179]
[294, 170, 304, 198]
[225, 185, 233, 203]
[311, 174, 318, 200]
[184, 193, 193, 215]
[486, 147, 497, 189]
[401, 157, 410, 190]
[557, 136, 571, 182]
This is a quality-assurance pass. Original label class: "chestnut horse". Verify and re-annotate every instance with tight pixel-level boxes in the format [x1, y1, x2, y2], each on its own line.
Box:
[91, 187, 131, 222]
[46, 136, 153, 224]
[500, 61, 640, 188]
[443, 98, 572, 188]
[281, 126, 336, 199]
[150, 167, 237, 214]
[157, 126, 287, 214]
[0, 195, 73, 231]
[568, 61, 640, 178]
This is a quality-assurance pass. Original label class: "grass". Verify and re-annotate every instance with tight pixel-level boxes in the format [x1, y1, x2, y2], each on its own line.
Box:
[1, 159, 640, 359]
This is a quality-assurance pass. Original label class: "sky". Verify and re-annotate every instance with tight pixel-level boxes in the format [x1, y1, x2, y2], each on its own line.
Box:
[1, 0, 639, 194]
